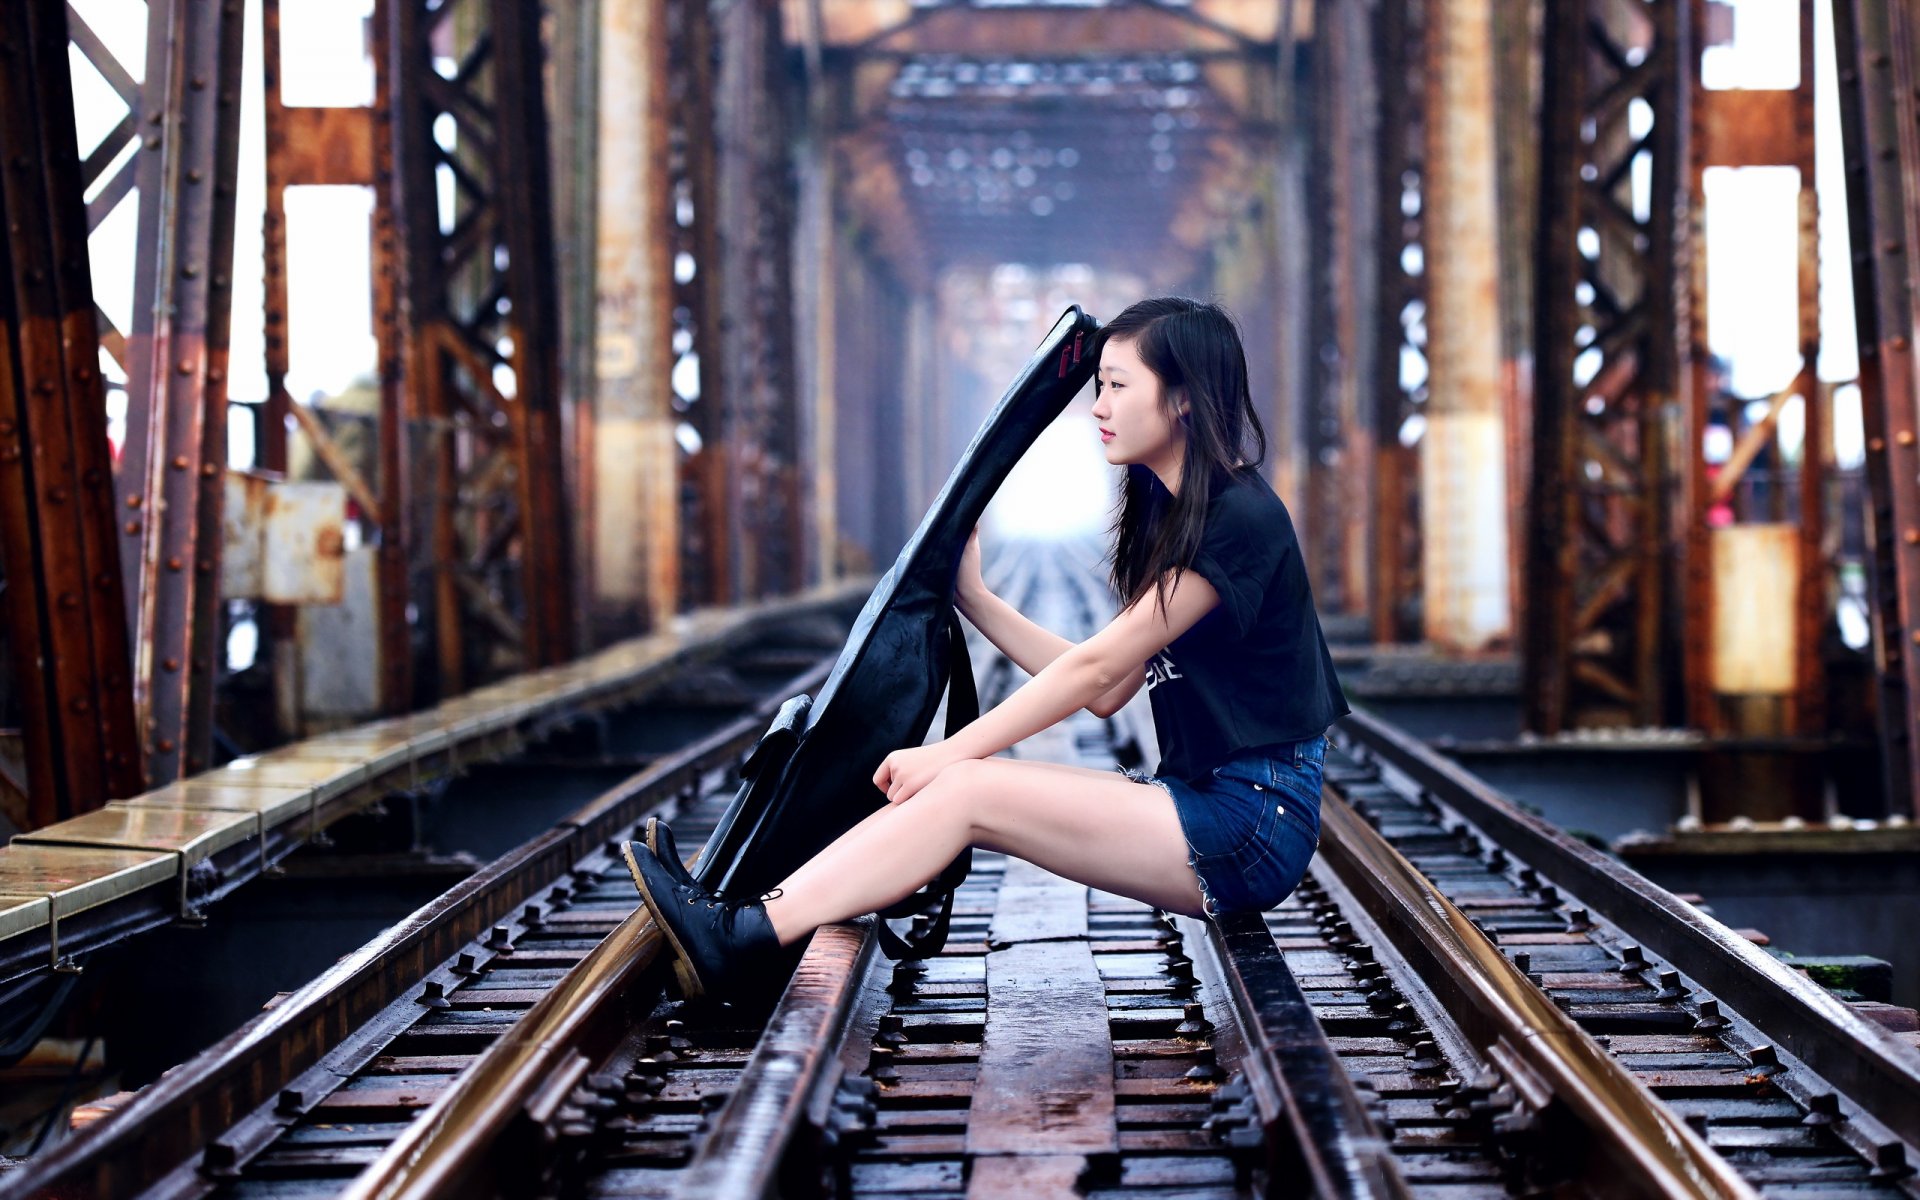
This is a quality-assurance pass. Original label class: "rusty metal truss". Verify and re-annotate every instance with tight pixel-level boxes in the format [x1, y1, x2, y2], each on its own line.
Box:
[667, 0, 729, 611]
[83, 0, 248, 784]
[1833, 0, 1920, 815]
[1523, 0, 1685, 733]
[715, 0, 806, 602]
[261, 0, 412, 721]
[1371, 0, 1427, 644]
[390, 0, 574, 694]
[1303, 0, 1381, 619]
[0, 0, 145, 827]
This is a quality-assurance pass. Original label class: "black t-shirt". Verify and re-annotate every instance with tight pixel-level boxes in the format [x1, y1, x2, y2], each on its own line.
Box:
[1143, 466, 1350, 784]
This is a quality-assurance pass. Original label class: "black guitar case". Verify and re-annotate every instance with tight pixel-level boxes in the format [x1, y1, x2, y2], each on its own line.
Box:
[695, 304, 1102, 960]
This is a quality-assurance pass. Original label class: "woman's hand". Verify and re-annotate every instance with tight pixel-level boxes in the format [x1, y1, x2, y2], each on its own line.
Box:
[955, 525, 985, 606]
[873, 740, 967, 806]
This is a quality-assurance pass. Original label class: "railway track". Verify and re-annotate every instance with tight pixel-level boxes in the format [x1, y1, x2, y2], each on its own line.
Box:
[6, 548, 1918, 1198]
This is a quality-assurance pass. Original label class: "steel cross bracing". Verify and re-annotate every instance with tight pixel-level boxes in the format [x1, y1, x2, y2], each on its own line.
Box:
[1523, 0, 1685, 734]
[0, 0, 145, 827]
[1833, 0, 1920, 817]
[389, 0, 575, 695]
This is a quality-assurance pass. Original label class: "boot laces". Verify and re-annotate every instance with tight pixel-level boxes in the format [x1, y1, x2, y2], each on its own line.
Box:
[702, 886, 782, 910]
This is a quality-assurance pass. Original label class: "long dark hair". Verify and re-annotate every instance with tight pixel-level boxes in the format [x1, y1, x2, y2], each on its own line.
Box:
[1093, 297, 1268, 621]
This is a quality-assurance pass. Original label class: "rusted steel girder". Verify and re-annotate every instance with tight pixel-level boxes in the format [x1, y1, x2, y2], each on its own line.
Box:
[587, 0, 680, 638]
[261, 0, 412, 722]
[669, 0, 730, 612]
[115, 0, 247, 783]
[390, 0, 574, 694]
[1370, 0, 1426, 644]
[0, 1, 145, 827]
[1832, 0, 1920, 815]
[1523, 0, 1684, 732]
[715, 0, 805, 602]
[1680, 0, 1824, 739]
[1302, 0, 1378, 619]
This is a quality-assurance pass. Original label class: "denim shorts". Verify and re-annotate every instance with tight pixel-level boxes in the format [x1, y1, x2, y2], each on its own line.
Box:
[1116, 735, 1325, 918]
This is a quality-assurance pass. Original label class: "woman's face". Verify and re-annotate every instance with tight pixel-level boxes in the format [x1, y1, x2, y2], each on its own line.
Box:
[1091, 335, 1187, 481]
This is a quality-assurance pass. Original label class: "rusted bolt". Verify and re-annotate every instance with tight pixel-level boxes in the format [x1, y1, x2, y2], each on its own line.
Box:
[1905, 530, 1920, 545]
[158, 738, 175, 753]
[124, 521, 140, 534]
[1869, 437, 1887, 453]
[201, 463, 218, 477]
[1899, 430, 1916, 446]
[176, 361, 193, 376]
[47, 486, 67, 502]
[167, 556, 183, 570]
[172, 455, 189, 469]
[127, 494, 142, 508]
[163, 657, 180, 672]
[58, 591, 78, 608]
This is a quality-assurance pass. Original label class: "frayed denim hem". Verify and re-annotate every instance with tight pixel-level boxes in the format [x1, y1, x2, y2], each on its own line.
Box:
[1113, 764, 1220, 920]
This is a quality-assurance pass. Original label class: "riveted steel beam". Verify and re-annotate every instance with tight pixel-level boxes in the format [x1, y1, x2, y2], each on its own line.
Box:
[669, 0, 730, 611]
[1370, 0, 1426, 644]
[118, 0, 248, 783]
[1832, 0, 1920, 816]
[715, 0, 805, 602]
[0, 0, 145, 827]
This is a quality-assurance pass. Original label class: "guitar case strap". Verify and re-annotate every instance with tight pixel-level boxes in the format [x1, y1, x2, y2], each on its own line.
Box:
[872, 608, 977, 960]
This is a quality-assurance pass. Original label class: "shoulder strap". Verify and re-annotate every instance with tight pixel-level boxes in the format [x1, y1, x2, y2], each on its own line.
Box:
[874, 607, 977, 960]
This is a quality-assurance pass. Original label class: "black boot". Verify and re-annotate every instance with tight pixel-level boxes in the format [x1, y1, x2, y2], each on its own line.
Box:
[644, 817, 698, 890]
[621, 840, 782, 1000]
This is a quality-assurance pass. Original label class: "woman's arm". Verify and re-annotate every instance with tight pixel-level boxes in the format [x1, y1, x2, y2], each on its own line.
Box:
[943, 568, 1221, 763]
[956, 583, 1144, 718]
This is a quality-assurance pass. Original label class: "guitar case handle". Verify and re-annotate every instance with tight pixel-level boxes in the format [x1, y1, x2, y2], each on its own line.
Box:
[873, 607, 977, 960]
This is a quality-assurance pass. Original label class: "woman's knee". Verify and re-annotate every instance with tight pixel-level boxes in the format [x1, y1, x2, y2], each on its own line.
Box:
[917, 758, 998, 837]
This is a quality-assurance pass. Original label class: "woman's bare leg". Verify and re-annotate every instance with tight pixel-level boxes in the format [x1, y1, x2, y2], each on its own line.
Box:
[760, 757, 1206, 946]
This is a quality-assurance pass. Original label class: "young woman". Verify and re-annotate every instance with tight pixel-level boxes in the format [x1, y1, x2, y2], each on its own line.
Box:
[623, 297, 1349, 999]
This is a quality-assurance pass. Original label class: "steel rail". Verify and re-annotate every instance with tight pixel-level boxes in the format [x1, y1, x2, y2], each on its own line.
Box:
[1333, 709, 1920, 1152]
[3, 652, 838, 1200]
[343, 907, 668, 1200]
[1182, 909, 1410, 1200]
[343, 899, 877, 1199]
[1317, 792, 1755, 1200]
[660, 920, 877, 1196]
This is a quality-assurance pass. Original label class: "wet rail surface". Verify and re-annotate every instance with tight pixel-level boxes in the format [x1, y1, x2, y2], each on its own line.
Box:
[6, 545, 1919, 1198]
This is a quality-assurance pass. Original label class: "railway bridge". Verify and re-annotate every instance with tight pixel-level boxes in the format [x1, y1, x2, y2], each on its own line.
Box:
[1, 0, 1919, 1194]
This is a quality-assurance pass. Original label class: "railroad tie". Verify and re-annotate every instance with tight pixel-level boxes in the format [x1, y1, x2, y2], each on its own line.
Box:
[965, 856, 1116, 1197]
